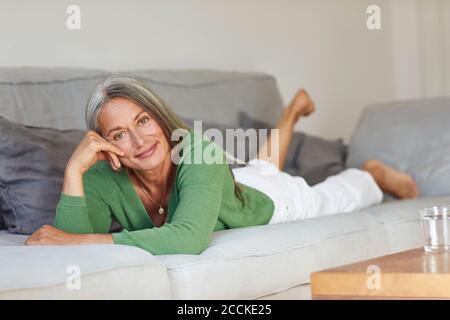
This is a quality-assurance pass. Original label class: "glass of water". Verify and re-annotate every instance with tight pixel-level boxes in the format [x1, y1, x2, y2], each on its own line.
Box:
[420, 205, 450, 253]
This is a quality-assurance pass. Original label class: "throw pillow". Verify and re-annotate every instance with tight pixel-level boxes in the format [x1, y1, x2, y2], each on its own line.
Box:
[294, 134, 348, 185]
[0, 116, 85, 234]
[0, 212, 5, 230]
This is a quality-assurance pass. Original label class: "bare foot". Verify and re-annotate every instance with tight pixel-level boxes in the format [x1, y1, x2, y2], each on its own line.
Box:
[363, 159, 420, 199]
[283, 89, 316, 124]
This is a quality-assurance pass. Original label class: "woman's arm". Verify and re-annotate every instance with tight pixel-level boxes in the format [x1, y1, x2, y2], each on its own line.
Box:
[48, 166, 95, 234]
[62, 164, 85, 196]
[25, 170, 113, 245]
[26, 166, 114, 246]
[26, 130, 125, 246]
[55, 171, 113, 234]
[26, 187, 114, 246]
[25, 224, 112, 246]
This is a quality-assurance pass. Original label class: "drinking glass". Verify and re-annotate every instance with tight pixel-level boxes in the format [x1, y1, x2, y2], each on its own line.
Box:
[420, 205, 450, 253]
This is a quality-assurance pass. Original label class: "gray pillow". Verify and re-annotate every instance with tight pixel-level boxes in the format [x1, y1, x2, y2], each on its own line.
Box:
[0, 212, 5, 230]
[347, 98, 450, 198]
[293, 134, 348, 185]
[0, 116, 85, 234]
[238, 112, 348, 186]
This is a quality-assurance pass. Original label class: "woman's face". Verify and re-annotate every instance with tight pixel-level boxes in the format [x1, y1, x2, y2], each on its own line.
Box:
[98, 97, 170, 171]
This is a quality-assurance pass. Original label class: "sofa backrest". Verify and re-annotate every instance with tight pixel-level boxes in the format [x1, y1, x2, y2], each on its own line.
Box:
[346, 97, 450, 198]
[0, 67, 283, 130]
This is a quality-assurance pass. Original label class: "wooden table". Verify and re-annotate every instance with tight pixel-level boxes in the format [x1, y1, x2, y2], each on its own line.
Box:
[311, 248, 450, 299]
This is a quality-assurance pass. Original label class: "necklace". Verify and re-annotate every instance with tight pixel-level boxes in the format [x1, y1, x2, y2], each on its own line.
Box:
[132, 172, 166, 215]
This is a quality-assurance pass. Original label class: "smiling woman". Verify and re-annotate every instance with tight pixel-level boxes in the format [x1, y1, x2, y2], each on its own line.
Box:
[24, 73, 268, 255]
[24, 74, 419, 255]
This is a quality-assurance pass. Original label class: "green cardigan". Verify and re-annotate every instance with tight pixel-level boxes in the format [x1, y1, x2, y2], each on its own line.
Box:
[54, 130, 274, 255]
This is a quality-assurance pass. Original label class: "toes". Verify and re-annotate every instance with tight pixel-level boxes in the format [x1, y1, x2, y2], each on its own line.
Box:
[402, 180, 420, 199]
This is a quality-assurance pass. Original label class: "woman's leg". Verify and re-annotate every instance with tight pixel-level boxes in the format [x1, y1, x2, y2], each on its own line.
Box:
[309, 160, 420, 218]
[256, 89, 315, 171]
[310, 168, 383, 217]
[255, 87, 419, 199]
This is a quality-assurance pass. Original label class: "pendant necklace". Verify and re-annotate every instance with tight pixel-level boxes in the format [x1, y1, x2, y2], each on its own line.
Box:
[134, 174, 165, 215]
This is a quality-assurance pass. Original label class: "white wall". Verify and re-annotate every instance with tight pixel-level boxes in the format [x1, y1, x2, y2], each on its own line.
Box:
[1, 0, 445, 142]
[390, 0, 450, 100]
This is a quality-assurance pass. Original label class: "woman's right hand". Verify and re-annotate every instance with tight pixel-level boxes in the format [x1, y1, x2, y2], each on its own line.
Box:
[66, 130, 125, 176]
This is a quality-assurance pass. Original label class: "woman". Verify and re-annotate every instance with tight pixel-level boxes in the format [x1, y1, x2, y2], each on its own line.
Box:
[25, 74, 419, 254]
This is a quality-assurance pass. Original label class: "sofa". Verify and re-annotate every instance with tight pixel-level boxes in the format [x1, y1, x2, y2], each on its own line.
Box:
[0, 67, 449, 299]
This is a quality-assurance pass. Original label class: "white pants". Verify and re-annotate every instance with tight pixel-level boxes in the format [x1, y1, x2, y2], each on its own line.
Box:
[231, 159, 383, 224]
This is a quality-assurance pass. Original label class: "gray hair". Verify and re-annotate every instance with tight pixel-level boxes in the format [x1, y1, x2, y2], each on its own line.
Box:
[85, 73, 190, 148]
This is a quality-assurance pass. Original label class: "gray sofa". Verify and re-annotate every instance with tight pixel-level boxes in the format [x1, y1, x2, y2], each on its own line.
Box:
[0, 67, 449, 299]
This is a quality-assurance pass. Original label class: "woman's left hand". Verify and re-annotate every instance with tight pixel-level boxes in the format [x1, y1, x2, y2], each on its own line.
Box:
[25, 225, 86, 246]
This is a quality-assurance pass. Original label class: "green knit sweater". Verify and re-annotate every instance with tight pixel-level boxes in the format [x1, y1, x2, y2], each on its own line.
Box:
[53, 130, 274, 255]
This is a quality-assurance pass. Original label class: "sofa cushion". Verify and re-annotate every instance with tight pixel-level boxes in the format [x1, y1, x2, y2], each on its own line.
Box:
[347, 98, 450, 199]
[238, 112, 347, 185]
[157, 195, 449, 299]
[0, 116, 84, 234]
[0, 231, 170, 299]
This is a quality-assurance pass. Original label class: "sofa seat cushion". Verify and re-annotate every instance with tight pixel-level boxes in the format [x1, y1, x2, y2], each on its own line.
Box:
[158, 196, 450, 299]
[0, 231, 171, 299]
